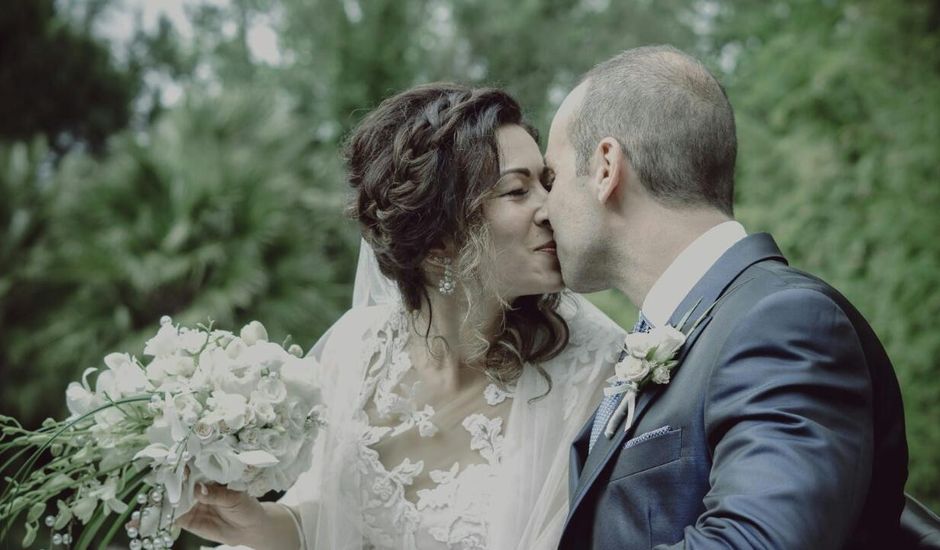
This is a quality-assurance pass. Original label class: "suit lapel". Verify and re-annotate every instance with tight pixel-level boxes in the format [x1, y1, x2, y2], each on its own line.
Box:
[568, 416, 592, 501]
[565, 233, 788, 526]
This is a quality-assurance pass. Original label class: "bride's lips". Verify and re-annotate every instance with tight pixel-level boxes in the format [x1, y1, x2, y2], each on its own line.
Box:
[535, 240, 557, 256]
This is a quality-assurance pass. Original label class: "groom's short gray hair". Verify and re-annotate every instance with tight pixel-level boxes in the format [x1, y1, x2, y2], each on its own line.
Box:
[571, 45, 736, 215]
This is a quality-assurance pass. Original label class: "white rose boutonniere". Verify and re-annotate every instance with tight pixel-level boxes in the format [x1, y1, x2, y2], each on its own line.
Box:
[603, 325, 686, 437]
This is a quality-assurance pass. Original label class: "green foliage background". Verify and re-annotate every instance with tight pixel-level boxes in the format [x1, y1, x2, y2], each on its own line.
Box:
[1, 0, 937, 546]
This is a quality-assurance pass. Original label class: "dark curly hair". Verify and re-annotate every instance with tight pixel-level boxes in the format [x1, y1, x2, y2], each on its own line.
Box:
[345, 83, 568, 390]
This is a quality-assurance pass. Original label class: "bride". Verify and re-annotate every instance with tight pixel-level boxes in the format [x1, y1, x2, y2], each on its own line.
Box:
[177, 83, 625, 549]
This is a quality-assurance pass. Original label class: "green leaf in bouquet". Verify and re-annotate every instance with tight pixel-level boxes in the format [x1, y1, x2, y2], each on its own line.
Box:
[25, 502, 44, 523]
[20, 521, 37, 547]
[53, 499, 72, 530]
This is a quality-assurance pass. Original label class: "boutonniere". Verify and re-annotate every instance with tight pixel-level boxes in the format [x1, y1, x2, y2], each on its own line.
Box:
[602, 322, 688, 437]
[603, 279, 753, 438]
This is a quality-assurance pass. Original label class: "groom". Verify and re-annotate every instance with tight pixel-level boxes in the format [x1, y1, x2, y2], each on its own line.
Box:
[544, 45, 909, 549]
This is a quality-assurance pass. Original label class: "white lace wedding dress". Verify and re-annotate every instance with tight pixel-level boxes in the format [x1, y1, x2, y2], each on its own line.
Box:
[217, 244, 625, 550]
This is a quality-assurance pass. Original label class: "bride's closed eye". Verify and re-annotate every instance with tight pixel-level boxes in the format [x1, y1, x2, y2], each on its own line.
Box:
[502, 187, 529, 197]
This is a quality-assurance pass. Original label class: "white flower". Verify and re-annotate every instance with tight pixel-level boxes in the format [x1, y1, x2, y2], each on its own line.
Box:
[103, 353, 151, 396]
[193, 437, 245, 484]
[240, 341, 291, 373]
[88, 476, 128, 514]
[256, 376, 287, 404]
[287, 344, 304, 358]
[280, 356, 319, 403]
[172, 393, 203, 426]
[66, 381, 98, 417]
[614, 355, 650, 383]
[210, 354, 264, 398]
[144, 321, 181, 358]
[224, 337, 248, 359]
[622, 331, 656, 359]
[205, 392, 250, 432]
[651, 366, 672, 385]
[649, 326, 686, 363]
[193, 420, 216, 441]
[258, 428, 289, 456]
[240, 321, 269, 346]
[178, 327, 207, 354]
[71, 492, 97, 524]
[249, 398, 277, 425]
[238, 427, 261, 449]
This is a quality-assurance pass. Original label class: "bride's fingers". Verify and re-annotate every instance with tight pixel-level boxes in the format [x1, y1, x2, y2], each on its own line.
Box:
[194, 483, 243, 508]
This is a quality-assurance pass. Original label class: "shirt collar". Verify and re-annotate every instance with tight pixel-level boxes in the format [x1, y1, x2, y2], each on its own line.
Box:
[641, 221, 747, 327]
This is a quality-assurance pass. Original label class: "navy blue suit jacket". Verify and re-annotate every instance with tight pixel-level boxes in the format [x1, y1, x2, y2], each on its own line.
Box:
[560, 233, 908, 549]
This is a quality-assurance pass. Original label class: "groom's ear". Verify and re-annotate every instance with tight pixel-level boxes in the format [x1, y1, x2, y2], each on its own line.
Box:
[593, 137, 626, 205]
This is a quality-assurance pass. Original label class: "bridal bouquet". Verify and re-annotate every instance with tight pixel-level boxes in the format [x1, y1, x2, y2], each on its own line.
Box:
[0, 317, 324, 549]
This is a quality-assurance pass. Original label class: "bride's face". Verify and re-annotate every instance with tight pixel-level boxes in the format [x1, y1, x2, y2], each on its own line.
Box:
[481, 125, 562, 300]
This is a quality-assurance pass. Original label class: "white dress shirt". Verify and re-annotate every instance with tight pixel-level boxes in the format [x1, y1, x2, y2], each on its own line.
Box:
[641, 221, 747, 327]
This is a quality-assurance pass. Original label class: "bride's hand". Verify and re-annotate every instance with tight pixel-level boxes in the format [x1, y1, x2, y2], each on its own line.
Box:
[176, 483, 267, 546]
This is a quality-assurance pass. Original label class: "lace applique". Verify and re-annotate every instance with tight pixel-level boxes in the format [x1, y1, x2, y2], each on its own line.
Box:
[462, 414, 504, 467]
[416, 414, 505, 549]
[483, 383, 514, 406]
[352, 303, 511, 549]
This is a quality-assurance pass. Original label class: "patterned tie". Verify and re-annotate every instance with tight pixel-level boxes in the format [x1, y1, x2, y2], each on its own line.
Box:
[588, 313, 651, 453]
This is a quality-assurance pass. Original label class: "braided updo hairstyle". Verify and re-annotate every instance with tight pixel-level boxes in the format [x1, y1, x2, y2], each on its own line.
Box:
[345, 83, 568, 389]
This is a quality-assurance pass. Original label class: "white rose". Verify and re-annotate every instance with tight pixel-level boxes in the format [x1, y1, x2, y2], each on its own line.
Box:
[622, 331, 656, 359]
[649, 326, 686, 363]
[651, 366, 672, 385]
[614, 355, 650, 383]
[212, 358, 263, 398]
[240, 321, 269, 346]
[249, 398, 278, 425]
[258, 428, 289, 456]
[257, 376, 287, 404]
[238, 427, 261, 449]
[206, 392, 250, 432]
[193, 420, 216, 441]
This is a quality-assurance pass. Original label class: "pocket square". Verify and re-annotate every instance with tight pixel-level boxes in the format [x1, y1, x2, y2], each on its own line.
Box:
[624, 425, 671, 449]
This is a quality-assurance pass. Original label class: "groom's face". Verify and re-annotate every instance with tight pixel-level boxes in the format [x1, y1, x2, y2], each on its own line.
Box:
[544, 82, 606, 292]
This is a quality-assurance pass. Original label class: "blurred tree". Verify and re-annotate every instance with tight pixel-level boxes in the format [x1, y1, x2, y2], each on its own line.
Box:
[706, 0, 940, 507]
[0, 0, 139, 155]
[0, 91, 357, 429]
